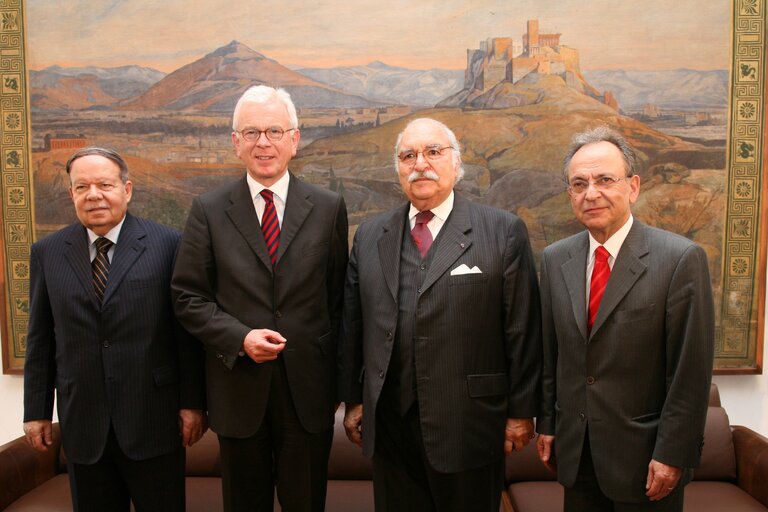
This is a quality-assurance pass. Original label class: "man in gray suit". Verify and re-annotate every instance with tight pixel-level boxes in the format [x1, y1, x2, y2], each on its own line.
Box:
[339, 117, 541, 512]
[536, 127, 714, 511]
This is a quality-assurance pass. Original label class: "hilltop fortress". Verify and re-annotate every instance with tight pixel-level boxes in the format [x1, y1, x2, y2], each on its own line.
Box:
[441, 19, 618, 110]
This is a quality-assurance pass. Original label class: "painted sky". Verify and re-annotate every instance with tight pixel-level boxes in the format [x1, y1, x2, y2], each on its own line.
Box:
[26, 0, 730, 72]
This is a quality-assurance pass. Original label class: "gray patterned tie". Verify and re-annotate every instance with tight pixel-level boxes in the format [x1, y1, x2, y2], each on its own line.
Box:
[93, 237, 113, 303]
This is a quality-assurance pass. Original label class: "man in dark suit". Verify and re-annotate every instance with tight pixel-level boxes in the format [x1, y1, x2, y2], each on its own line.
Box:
[536, 127, 714, 511]
[23, 147, 206, 512]
[338, 117, 541, 512]
[171, 85, 348, 512]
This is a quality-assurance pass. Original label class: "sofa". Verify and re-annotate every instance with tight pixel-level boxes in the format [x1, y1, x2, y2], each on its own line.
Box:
[1, 384, 766, 511]
[503, 384, 768, 512]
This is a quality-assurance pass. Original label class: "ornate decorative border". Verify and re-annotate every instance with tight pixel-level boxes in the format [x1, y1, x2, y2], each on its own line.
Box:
[0, 0, 32, 374]
[717, 0, 766, 373]
[0, 1, 766, 373]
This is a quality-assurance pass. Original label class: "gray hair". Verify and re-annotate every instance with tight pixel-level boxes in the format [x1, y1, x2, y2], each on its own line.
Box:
[232, 85, 299, 130]
[66, 147, 129, 183]
[562, 126, 638, 180]
[394, 118, 465, 182]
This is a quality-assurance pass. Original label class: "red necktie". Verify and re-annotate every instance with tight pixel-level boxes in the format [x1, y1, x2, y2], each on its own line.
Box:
[411, 210, 435, 258]
[588, 246, 611, 333]
[260, 190, 280, 268]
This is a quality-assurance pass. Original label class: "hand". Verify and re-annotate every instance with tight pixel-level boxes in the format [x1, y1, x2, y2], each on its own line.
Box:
[179, 409, 207, 447]
[23, 420, 53, 453]
[242, 329, 286, 363]
[505, 418, 535, 455]
[645, 459, 682, 501]
[343, 403, 363, 447]
[536, 434, 557, 472]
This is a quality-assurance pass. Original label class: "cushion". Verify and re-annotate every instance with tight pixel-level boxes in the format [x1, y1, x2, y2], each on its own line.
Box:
[694, 407, 737, 481]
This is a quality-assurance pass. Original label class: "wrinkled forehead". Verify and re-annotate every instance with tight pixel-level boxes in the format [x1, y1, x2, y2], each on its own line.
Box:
[399, 121, 450, 151]
[567, 141, 627, 178]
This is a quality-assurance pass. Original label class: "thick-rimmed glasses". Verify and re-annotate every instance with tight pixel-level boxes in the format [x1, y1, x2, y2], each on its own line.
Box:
[397, 145, 454, 165]
[235, 127, 296, 142]
[567, 175, 630, 196]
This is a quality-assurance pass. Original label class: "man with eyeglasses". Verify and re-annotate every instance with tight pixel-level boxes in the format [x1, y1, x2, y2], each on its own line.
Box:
[536, 126, 714, 512]
[172, 85, 348, 511]
[338, 117, 541, 511]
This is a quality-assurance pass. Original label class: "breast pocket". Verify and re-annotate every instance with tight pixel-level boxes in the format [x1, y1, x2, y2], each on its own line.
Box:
[449, 273, 489, 286]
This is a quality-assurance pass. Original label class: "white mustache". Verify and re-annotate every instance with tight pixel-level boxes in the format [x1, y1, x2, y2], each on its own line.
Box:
[407, 170, 440, 183]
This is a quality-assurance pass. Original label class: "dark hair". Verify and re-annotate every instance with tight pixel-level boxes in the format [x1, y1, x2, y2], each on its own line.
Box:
[65, 147, 129, 183]
[562, 126, 638, 180]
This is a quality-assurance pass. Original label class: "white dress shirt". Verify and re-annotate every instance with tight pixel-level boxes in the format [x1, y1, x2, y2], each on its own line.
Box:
[585, 214, 633, 306]
[408, 191, 455, 240]
[247, 171, 290, 227]
[87, 216, 126, 263]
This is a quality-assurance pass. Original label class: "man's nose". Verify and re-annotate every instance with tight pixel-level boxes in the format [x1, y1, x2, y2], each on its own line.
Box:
[583, 181, 602, 200]
[86, 185, 103, 199]
[414, 151, 430, 170]
[254, 132, 273, 147]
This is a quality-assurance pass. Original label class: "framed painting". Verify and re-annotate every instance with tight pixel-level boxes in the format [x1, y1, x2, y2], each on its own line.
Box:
[1, 0, 765, 373]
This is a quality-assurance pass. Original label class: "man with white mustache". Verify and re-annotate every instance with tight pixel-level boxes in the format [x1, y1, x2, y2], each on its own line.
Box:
[339, 118, 542, 511]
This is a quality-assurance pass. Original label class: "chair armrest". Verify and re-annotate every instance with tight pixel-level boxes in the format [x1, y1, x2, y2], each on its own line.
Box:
[732, 425, 768, 508]
[0, 423, 62, 510]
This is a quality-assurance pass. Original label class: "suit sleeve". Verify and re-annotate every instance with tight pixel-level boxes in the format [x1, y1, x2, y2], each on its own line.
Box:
[171, 197, 251, 368]
[502, 217, 542, 418]
[327, 196, 349, 352]
[536, 250, 557, 434]
[337, 228, 363, 404]
[653, 244, 714, 467]
[23, 244, 57, 422]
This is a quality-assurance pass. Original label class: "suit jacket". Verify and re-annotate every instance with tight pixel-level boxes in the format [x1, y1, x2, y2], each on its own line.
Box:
[338, 194, 541, 473]
[171, 173, 348, 437]
[537, 221, 714, 502]
[24, 213, 205, 465]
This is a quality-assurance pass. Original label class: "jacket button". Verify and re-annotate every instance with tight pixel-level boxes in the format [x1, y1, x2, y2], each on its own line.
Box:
[275, 310, 282, 318]
[386, 331, 392, 338]
[586, 376, 596, 385]
[579, 412, 586, 421]
[378, 371, 385, 379]
[102, 340, 109, 348]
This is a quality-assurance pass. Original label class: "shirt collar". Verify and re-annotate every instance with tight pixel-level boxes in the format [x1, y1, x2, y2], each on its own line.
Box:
[408, 191, 455, 222]
[87, 215, 126, 247]
[246, 170, 290, 204]
[588, 214, 633, 261]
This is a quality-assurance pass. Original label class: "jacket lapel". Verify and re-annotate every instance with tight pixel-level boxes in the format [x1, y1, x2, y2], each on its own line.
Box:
[102, 213, 146, 305]
[63, 224, 100, 310]
[561, 232, 589, 341]
[377, 205, 408, 302]
[590, 222, 648, 338]
[277, 174, 313, 265]
[225, 176, 273, 272]
[419, 195, 471, 295]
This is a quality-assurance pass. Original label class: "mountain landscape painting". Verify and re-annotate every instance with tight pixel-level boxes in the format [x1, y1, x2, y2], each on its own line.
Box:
[3, 0, 763, 371]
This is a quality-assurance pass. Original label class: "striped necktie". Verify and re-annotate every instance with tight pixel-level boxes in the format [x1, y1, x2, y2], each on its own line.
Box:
[93, 237, 113, 303]
[260, 189, 280, 268]
[588, 246, 611, 333]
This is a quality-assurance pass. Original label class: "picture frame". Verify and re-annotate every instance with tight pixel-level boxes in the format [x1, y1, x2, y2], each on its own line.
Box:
[1, 0, 765, 373]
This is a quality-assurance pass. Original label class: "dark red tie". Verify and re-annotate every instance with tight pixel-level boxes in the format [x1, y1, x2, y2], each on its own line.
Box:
[92, 237, 113, 303]
[260, 190, 280, 268]
[588, 246, 611, 333]
[411, 210, 435, 258]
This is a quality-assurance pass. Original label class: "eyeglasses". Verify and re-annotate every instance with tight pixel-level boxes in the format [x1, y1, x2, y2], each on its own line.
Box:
[397, 145, 454, 165]
[567, 175, 629, 195]
[235, 127, 296, 142]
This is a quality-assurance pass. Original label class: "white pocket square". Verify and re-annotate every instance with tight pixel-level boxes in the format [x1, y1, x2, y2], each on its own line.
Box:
[450, 264, 483, 276]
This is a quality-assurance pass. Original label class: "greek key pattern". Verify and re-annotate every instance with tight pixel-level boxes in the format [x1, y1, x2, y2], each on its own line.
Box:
[718, 0, 766, 369]
[0, 0, 30, 371]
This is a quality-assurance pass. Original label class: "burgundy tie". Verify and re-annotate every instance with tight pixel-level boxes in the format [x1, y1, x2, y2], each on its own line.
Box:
[260, 190, 280, 268]
[588, 246, 611, 333]
[411, 210, 435, 258]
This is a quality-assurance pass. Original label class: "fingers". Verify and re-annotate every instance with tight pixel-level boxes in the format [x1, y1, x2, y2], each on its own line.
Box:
[179, 409, 207, 447]
[505, 418, 535, 454]
[23, 420, 53, 453]
[343, 403, 364, 447]
[243, 329, 287, 363]
[645, 459, 682, 501]
[535, 434, 557, 472]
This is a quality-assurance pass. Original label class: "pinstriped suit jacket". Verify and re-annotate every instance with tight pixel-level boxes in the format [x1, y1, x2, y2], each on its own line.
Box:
[24, 213, 206, 464]
[537, 221, 714, 502]
[338, 194, 541, 473]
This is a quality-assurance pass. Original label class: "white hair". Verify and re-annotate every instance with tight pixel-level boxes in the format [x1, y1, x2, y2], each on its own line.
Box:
[394, 118, 465, 182]
[232, 85, 299, 130]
